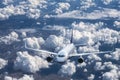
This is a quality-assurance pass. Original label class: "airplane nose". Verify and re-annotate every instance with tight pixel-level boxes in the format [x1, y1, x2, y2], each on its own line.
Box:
[56, 57, 65, 62]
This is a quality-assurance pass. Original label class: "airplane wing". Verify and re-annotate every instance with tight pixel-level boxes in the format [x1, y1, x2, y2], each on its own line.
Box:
[25, 42, 57, 56]
[69, 51, 112, 57]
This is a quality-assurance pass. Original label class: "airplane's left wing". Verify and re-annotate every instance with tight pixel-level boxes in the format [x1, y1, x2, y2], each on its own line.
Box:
[69, 51, 112, 57]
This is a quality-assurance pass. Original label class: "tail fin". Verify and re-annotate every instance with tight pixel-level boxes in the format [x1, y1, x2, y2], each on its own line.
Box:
[70, 29, 73, 43]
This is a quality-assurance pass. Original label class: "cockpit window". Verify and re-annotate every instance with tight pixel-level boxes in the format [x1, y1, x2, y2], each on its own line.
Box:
[58, 55, 64, 57]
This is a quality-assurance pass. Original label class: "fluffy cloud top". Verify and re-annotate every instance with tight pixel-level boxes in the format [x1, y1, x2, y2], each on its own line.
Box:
[72, 22, 104, 32]
[24, 37, 45, 49]
[26, 8, 40, 19]
[0, 0, 47, 20]
[14, 51, 49, 73]
[25, 37, 40, 49]
[0, 58, 8, 69]
[94, 28, 119, 44]
[78, 46, 99, 53]
[27, 0, 47, 6]
[0, 0, 120, 20]
[80, 0, 96, 10]
[102, 69, 119, 80]
[4, 74, 34, 80]
[72, 30, 95, 45]
[0, 31, 19, 44]
[104, 48, 120, 60]
[58, 61, 76, 76]
[54, 8, 120, 19]
[114, 21, 120, 28]
[55, 2, 70, 14]
[88, 74, 95, 80]
[71, 21, 119, 45]
[102, 0, 113, 5]
[94, 61, 118, 71]
[87, 54, 102, 62]
[44, 35, 64, 50]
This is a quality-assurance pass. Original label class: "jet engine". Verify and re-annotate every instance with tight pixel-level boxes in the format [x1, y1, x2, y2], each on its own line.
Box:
[46, 57, 53, 62]
[78, 58, 84, 63]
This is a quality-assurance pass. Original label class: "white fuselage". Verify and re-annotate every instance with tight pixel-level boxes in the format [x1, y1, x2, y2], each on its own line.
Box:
[56, 43, 75, 62]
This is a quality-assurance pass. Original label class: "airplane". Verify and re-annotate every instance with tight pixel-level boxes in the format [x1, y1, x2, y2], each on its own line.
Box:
[24, 29, 113, 63]
[25, 42, 112, 63]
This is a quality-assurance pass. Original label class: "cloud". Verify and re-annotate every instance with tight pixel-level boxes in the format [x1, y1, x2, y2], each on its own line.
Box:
[88, 74, 95, 80]
[24, 36, 45, 49]
[114, 21, 120, 28]
[87, 54, 102, 62]
[0, 58, 8, 69]
[58, 61, 76, 76]
[71, 22, 119, 45]
[77, 62, 87, 68]
[94, 62, 104, 71]
[101, 0, 113, 5]
[103, 62, 118, 70]
[26, 8, 40, 19]
[0, 31, 19, 44]
[15, 28, 37, 33]
[25, 37, 40, 49]
[94, 28, 119, 44]
[4, 74, 34, 80]
[53, 8, 120, 19]
[104, 48, 120, 60]
[0, 5, 25, 20]
[0, 0, 120, 20]
[21, 32, 27, 38]
[78, 45, 99, 53]
[2, 0, 14, 5]
[27, 0, 47, 7]
[0, 0, 47, 20]
[94, 61, 118, 71]
[24, 37, 50, 59]
[102, 69, 119, 80]
[55, 2, 70, 14]
[44, 35, 64, 50]
[14, 51, 49, 73]
[72, 30, 95, 45]
[72, 22, 104, 32]
[80, 0, 96, 10]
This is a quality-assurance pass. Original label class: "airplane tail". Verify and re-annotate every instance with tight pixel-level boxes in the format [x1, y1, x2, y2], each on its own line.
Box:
[70, 29, 73, 43]
[70, 29, 87, 47]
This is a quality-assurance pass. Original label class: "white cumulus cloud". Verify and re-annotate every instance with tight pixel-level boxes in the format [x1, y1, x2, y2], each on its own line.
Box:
[44, 35, 64, 50]
[55, 2, 70, 14]
[114, 21, 120, 28]
[0, 58, 8, 69]
[0, 31, 19, 44]
[4, 74, 34, 80]
[102, 0, 113, 5]
[104, 48, 120, 60]
[94, 28, 119, 44]
[80, 0, 96, 10]
[0, 0, 47, 20]
[14, 51, 49, 73]
[102, 69, 119, 80]
[58, 61, 76, 76]
[88, 74, 95, 80]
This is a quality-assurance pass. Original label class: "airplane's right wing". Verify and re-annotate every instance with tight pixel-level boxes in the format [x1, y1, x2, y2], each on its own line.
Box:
[25, 42, 57, 56]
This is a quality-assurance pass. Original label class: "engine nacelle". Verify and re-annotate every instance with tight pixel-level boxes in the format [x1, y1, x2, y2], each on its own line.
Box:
[78, 58, 84, 63]
[46, 57, 53, 62]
